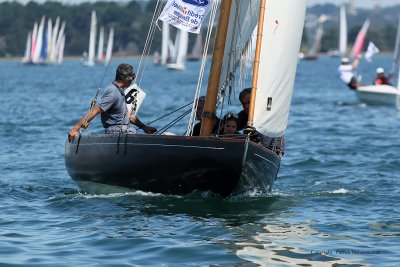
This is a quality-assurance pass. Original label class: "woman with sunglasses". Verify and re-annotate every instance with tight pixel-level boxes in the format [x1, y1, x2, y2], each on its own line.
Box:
[217, 113, 240, 136]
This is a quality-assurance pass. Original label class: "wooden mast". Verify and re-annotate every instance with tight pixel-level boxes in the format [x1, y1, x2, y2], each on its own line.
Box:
[247, 0, 266, 129]
[200, 0, 232, 136]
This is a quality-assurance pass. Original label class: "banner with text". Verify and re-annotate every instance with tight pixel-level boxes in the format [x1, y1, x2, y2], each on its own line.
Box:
[158, 0, 213, 34]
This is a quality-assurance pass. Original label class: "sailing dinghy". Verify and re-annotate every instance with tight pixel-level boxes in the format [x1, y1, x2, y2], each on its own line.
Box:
[355, 15, 400, 109]
[65, 0, 306, 197]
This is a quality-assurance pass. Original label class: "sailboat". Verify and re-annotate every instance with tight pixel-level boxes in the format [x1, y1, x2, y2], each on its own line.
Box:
[303, 15, 327, 60]
[65, 0, 306, 197]
[104, 27, 114, 65]
[328, 5, 347, 57]
[22, 16, 66, 65]
[154, 21, 171, 65]
[187, 29, 202, 61]
[350, 18, 370, 59]
[83, 10, 97, 67]
[355, 15, 400, 109]
[166, 29, 189, 70]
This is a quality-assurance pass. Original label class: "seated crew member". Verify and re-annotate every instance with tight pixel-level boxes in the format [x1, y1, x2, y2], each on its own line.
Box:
[192, 96, 220, 136]
[373, 67, 392, 86]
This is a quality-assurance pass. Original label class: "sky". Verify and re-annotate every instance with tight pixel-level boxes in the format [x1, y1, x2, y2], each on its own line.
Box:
[0, 0, 399, 8]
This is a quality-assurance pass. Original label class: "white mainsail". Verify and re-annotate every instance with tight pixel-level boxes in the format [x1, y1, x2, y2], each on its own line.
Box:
[87, 10, 97, 66]
[46, 18, 52, 63]
[339, 5, 347, 56]
[32, 16, 45, 64]
[104, 27, 114, 65]
[22, 32, 32, 63]
[49, 16, 60, 63]
[254, 0, 307, 137]
[175, 29, 188, 66]
[161, 21, 170, 65]
[31, 22, 38, 62]
[97, 26, 105, 63]
[55, 22, 66, 64]
[57, 34, 65, 64]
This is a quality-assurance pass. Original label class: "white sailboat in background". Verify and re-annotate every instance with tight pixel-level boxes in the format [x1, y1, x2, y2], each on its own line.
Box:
[166, 29, 188, 70]
[328, 5, 347, 57]
[355, 15, 400, 109]
[22, 16, 66, 65]
[83, 10, 97, 66]
[303, 15, 327, 60]
[187, 29, 202, 61]
[21, 32, 32, 64]
[339, 5, 348, 56]
[65, 0, 306, 196]
[104, 27, 114, 65]
[97, 26, 105, 63]
[154, 21, 170, 65]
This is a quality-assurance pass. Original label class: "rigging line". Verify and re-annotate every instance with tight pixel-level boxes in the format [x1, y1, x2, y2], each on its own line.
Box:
[186, 0, 219, 136]
[146, 102, 193, 126]
[136, 0, 163, 86]
[156, 109, 192, 135]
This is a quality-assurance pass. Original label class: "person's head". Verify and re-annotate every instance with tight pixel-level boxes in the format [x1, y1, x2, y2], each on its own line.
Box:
[195, 96, 206, 121]
[116, 63, 136, 88]
[239, 88, 251, 114]
[341, 57, 349, 65]
[376, 67, 385, 76]
[222, 113, 238, 135]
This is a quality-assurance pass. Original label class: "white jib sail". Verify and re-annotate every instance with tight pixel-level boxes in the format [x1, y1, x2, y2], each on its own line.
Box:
[161, 21, 170, 65]
[50, 17, 60, 63]
[339, 5, 347, 56]
[104, 27, 114, 65]
[88, 10, 97, 66]
[32, 16, 45, 64]
[175, 29, 188, 65]
[253, 0, 307, 137]
[22, 32, 32, 62]
[97, 26, 105, 62]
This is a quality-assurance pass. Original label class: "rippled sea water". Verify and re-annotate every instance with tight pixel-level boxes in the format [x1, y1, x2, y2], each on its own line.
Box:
[0, 55, 399, 266]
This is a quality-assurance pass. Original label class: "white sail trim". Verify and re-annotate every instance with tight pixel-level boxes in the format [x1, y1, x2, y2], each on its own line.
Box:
[253, 0, 306, 137]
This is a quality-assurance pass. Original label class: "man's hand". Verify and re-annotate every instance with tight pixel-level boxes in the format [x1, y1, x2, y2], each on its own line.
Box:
[142, 125, 157, 134]
[68, 128, 79, 142]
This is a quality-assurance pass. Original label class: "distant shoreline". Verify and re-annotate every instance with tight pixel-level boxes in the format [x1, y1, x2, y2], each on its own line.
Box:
[0, 53, 395, 62]
[0, 55, 143, 62]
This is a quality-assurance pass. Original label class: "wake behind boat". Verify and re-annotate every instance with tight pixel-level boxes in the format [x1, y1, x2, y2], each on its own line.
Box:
[65, 0, 306, 197]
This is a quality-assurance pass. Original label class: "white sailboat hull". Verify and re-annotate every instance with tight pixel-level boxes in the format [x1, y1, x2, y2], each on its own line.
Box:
[166, 63, 186, 71]
[356, 85, 400, 109]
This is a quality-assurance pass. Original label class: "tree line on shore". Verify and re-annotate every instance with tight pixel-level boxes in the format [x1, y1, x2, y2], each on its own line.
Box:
[0, 1, 398, 58]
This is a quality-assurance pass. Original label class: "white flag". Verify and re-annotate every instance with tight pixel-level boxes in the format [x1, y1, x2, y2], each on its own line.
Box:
[365, 41, 379, 62]
[158, 0, 213, 34]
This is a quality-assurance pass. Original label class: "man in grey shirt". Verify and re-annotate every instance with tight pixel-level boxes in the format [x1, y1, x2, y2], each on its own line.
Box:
[68, 63, 156, 141]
